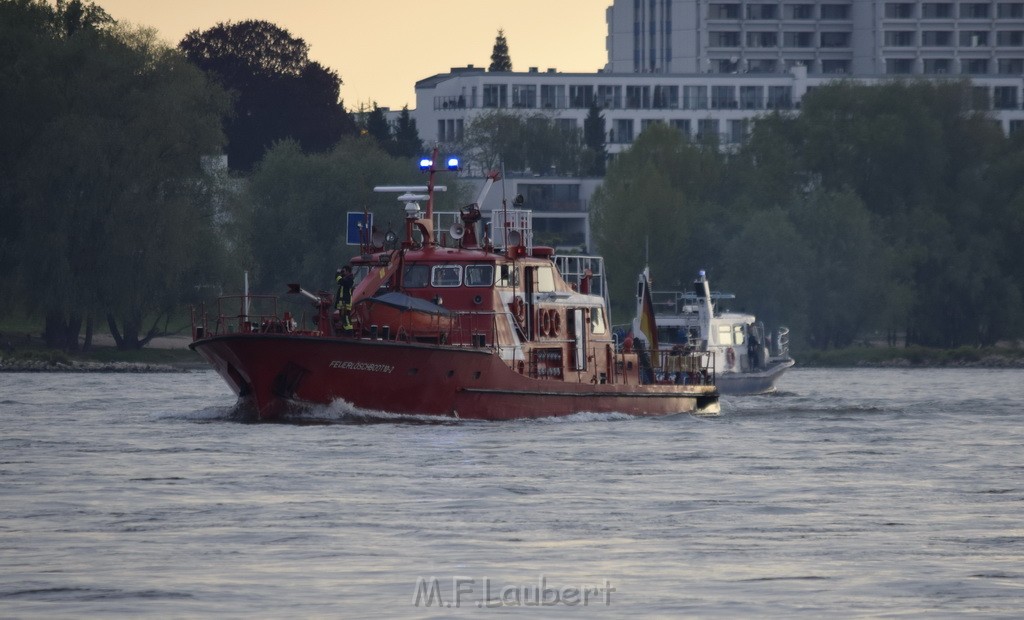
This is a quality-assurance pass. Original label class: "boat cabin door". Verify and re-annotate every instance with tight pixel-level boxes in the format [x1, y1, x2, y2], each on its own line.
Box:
[569, 308, 586, 371]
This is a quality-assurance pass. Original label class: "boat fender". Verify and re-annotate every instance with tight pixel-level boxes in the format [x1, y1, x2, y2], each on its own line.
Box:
[510, 296, 527, 330]
[726, 347, 736, 368]
[541, 309, 552, 337]
[517, 360, 525, 374]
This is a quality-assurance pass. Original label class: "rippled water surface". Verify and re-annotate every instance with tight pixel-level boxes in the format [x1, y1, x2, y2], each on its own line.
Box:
[2, 368, 1023, 617]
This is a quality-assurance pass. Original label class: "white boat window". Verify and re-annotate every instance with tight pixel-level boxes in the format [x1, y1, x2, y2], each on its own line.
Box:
[403, 265, 429, 288]
[590, 307, 607, 334]
[733, 325, 746, 346]
[431, 265, 462, 287]
[496, 264, 518, 288]
[537, 266, 555, 293]
[465, 265, 494, 287]
[717, 324, 734, 345]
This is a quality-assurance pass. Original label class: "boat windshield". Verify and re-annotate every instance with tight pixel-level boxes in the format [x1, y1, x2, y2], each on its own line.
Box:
[465, 265, 493, 287]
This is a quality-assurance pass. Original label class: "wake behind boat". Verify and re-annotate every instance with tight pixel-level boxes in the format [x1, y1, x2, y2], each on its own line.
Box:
[190, 153, 719, 421]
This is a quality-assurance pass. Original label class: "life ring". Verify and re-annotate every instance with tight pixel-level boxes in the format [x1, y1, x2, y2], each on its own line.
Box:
[550, 311, 561, 337]
[726, 347, 736, 368]
[540, 308, 552, 337]
[509, 296, 527, 330]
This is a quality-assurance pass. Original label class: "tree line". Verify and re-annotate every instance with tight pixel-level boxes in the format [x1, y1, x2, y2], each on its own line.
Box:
[0, 0, 424, 350]
[591, 80, 1024, 349]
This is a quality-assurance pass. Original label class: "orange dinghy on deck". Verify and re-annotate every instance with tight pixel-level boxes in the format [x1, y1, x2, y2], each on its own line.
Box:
[190, 153, 719, 421]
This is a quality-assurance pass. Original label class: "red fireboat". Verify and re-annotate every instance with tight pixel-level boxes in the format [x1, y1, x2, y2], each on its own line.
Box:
[190, 152, 719, 421]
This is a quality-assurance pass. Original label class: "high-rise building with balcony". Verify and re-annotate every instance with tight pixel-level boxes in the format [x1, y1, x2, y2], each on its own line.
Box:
[605, 1, 1024, 78]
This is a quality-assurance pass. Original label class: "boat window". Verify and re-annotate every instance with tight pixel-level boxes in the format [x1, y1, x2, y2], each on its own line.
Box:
[352, 265, 369, 285]
[431, 265, 462, 287]
[465, 265, 494, 287]
[496, 264, 518, 288]
[403, 265, 429, 288]
[717, 324, 734, 345]
[733, 325, 745, 346]
[590, 307, 607, 334]
[537, 266, 555, 293]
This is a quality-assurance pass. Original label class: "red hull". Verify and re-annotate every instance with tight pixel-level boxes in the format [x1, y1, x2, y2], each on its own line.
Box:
[191, 334, 719, 421]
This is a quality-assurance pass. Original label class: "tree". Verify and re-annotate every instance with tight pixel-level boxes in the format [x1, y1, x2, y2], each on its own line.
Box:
[364, 103, 390, 144]
[1, 1, 230, 350]
[179, 20, 357, 171]
[582, 103, 607, 176]
[392, 106, 423, 159]
[242, 138, 468, 294]
[461, 110, 585, 175]
[489, 29, 512, 72]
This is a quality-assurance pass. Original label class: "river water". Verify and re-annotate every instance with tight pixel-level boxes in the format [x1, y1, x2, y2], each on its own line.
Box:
[1, 368, 1022, 618]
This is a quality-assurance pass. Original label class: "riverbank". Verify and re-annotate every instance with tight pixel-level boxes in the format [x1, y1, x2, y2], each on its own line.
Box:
[796, 345, 1024, 368]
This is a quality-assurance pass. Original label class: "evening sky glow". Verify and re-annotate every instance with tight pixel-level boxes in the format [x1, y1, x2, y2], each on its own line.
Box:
[97, 0, 611, 111]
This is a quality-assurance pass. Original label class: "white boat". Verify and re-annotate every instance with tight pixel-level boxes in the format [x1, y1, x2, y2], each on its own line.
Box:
[633, 270, 794, 395]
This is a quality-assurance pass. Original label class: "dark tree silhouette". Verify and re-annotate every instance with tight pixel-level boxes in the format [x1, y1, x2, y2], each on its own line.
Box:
[179, 20, 357, 171]
[489, 29, 512, 72]
[583, 103, 607, 176]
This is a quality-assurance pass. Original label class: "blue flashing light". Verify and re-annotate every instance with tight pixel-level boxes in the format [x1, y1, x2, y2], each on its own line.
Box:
[699, 270, 706, 278]
[446, 156, 460, 171]
[418, 157, 432, 171]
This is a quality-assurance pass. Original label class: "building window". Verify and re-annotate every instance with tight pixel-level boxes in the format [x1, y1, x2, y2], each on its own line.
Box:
[784, 31, 815, 48]
[748, 59, 779, 72]
[696, 118, 719, 141]
[746, 3, 778, 19]
[998, 58, 1024, 73]
[961, 3, 991, 18]
[541, 84, 566, 109]
[921, 3, 954, 18]
[821, 59, 851, 74]
[923, 58, 953, 73]
[611, 119, 634, 143]
[1010, 119, 1024, 134]
[512, 84, 536, 108]
[739, 86, 763, 109]
[767, 85, 793, 108]
[625, 85, 651, 109]
[728, 119, 748, 144]
[569, 85, 594, 108]
[683, 85, 708, 109]
[885, 3, 915, 19]
[483, 84, 507, 108]
[437, 120, 446, 142]
[597, 85, 621, 109]
[640, 119, 663, 133]
[998, 3, 1024, 19]
[885, 58, 915, 74]
[671, 119, 692, 136]
[708, 3, 741, 19]
[822, 31, 852, 47]
[922, 31, 954, 46]
[960, 31, 990, 47]
[885, 31, 916, 46]
[997, 31, 1024, 47]
[785, 4, 815, 19]
[709, 31, 740, 47]
[554, 118, 577, 133]
[653, 85, 679, 109]
[711, 85, 737, 109]
[714, 58, 739, 73]
[820, 4, 851, 19]
[963, 58, 990, 74]
[994, 86, 1020, 108]
[747, 31, 778, 48]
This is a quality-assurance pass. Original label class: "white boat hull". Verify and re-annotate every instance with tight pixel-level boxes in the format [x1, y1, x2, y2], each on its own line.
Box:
[715, 358, 795, 395]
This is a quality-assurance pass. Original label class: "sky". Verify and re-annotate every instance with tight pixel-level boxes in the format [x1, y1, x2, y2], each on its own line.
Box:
[97, 0, 612, 111]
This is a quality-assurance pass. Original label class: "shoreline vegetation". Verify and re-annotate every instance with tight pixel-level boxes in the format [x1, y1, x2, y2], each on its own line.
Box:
[1, 335, 1022, 372]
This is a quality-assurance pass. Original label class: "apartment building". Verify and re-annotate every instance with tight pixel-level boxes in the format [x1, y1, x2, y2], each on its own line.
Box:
[412, 1, 1024, 251]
